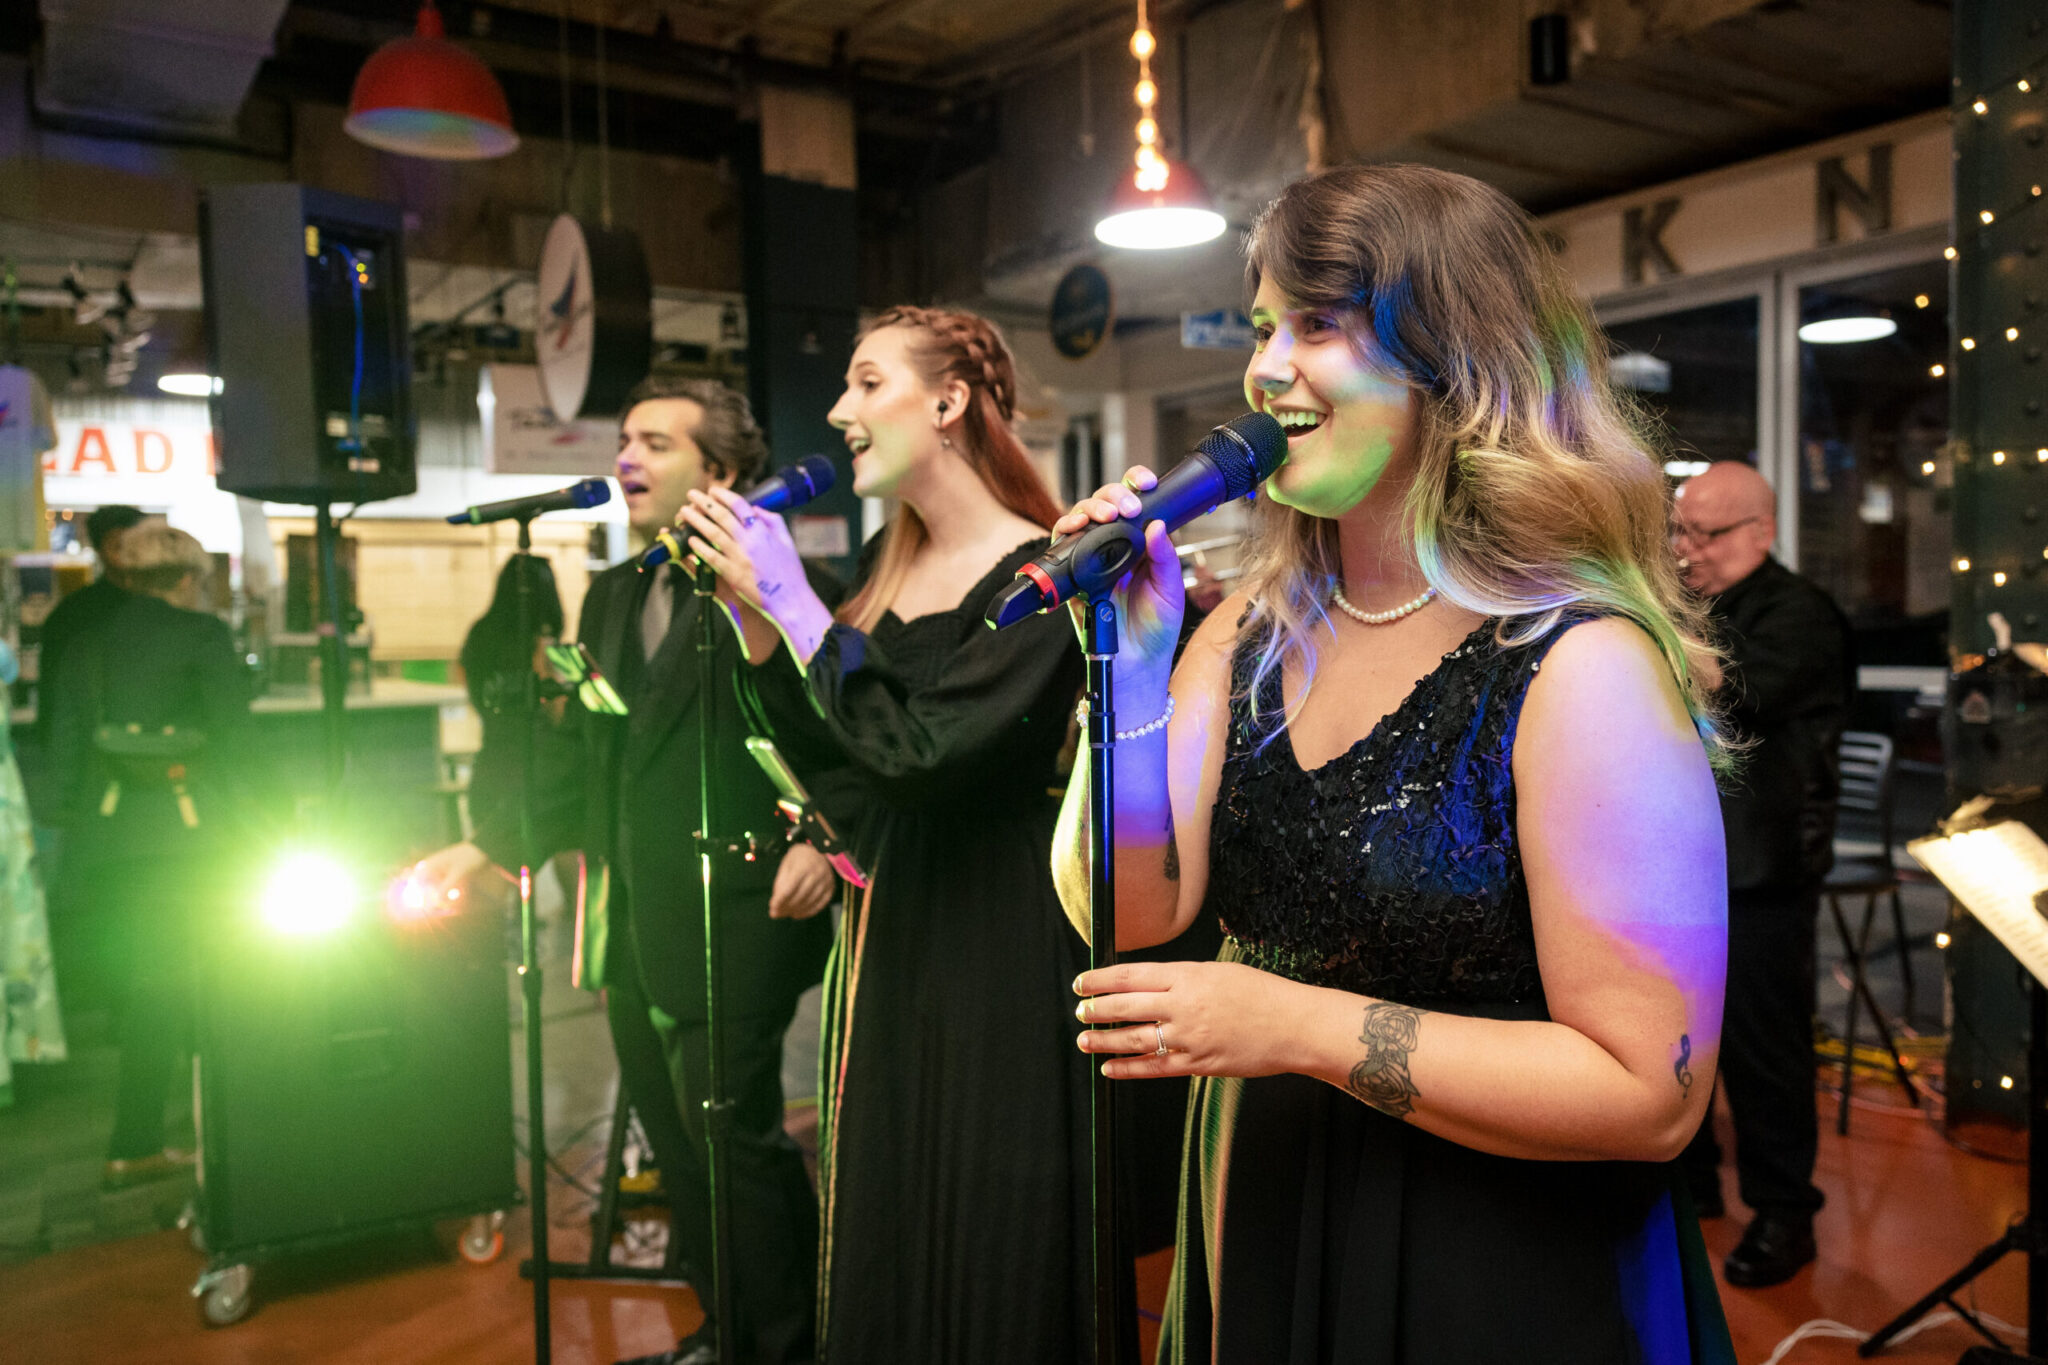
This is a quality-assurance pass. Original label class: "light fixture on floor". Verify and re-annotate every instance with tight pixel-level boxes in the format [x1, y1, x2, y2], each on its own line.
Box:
[1093, 2, 1224, 250]
[345, 2, 518, 160]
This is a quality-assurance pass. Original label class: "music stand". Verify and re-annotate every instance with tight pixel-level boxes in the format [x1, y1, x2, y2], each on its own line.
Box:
[1860, 817, 2048, 1358]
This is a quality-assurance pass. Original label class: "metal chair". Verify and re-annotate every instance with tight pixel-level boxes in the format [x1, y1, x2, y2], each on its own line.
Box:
[1824, 730, 1922, 1132]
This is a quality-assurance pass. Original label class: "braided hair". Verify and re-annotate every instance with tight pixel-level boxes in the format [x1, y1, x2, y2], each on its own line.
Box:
[838, 306, 1063, 631]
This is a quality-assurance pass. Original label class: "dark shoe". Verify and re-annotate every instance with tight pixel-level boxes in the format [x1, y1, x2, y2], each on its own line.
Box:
[1723, 1211, 1816, 1287]
[616, 1325, 716, 1365]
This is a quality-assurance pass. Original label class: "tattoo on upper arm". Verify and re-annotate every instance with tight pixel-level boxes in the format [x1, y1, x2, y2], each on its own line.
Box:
[1345, 1002, 1423, 1119]
[1162, 810, 1180, 882]
[1674, 1034, 1694, 1095]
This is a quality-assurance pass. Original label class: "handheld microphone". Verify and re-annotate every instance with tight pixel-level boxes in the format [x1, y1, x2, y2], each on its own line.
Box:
[640, 454, 838, 570]
[984, 412, 1287, 629]
[446, 477, 611, 526]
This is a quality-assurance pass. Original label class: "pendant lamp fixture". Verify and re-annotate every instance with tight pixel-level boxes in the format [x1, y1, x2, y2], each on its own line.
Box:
[345, 2, 518, 161]
[1093, 1, 1225, 250]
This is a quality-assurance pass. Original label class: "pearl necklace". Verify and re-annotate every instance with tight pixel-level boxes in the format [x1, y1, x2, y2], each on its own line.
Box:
[1330, 584, 1437, 625]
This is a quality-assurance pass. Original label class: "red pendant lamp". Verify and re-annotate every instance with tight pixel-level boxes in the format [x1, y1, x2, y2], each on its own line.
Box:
[345, 2, 518, 161]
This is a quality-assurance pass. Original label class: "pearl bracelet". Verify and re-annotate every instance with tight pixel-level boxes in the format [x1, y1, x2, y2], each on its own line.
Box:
[1075, 694, 1176, 741]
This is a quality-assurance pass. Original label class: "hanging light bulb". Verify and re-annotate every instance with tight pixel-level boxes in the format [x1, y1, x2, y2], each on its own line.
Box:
[1094, 0, 1225, 251]
[345, 2, 518, 160]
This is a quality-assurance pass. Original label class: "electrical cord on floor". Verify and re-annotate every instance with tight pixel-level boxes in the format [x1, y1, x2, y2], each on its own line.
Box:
[1758, 1308, 2020, 1365]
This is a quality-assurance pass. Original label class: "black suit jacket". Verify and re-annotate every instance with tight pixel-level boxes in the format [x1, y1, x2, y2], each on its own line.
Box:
[476, 559, 833, 1025]
[1710, 556, 1855, 892]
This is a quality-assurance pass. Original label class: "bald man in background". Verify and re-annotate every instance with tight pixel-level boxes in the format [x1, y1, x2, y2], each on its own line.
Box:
[1673, 460, 1853, 1288]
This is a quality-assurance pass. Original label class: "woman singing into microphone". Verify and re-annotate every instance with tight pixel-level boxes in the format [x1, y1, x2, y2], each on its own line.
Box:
[677, 307, 1091, 1364]
[1053, 165, 1735, 1363]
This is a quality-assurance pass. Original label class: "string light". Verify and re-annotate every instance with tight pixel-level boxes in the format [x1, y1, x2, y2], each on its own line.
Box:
[1931, 363, 1946, 377]
[1981, 209, 1997, 224]
[1957, 557, 1973, 572]
[2023, 79, 2035, 93]
[1916, 293, 1932, 308]
[1994, 450, 2008, 464]
[1974, 99, 1990, 114]
[1995, 571, 2009, 586]
[1963, 337, 1978, 349]
[1094, 0, 1225, 249]
[1946, 246, 1959, 260]
[1923, 460, 1938, 475]
[2010, 327, 2023, 341]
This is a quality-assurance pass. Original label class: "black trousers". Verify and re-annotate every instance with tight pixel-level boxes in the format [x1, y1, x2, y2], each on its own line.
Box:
[1681, 883, 1825, 1217]
[606, 961, 816, 1365]
[74, 854, 202, 1161]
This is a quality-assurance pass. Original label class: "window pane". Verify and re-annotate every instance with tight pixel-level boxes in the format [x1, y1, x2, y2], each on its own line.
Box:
[1604, 297, 1760, 473]
[1794, 260, 1949, 648]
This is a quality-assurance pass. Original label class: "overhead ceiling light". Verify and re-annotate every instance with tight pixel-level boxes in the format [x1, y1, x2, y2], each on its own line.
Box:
[1798, 314, 1898, 344]
[345, 2, 518, 161]
[158, 373, 221, 397]
[1094, 2, 1225, 251]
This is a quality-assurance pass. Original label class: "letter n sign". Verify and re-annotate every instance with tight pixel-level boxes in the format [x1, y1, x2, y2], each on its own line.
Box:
[1816, 144, 1893, 245]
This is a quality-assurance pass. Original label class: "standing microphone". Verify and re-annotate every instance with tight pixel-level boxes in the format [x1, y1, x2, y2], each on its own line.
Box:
[446, 477, 611, 526]
[640, 454, 838, 570]
[984, 412, 1287, 629]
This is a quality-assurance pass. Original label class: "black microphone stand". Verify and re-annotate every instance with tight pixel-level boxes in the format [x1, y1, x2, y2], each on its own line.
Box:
[510, 513, 554, 1364]
[693, 557, 743, 1365]
[1081, 594, 1140, 1365]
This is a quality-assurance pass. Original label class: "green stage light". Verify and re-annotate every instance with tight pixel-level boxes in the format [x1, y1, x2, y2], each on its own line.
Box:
[261, 852, 360, 935]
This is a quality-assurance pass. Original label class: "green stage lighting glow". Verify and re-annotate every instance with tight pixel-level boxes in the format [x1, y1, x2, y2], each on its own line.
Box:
[261, 852, 360, 935]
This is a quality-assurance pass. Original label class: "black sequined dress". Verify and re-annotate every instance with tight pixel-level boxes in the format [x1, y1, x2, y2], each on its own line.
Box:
[1160, 615, 1733, 1365]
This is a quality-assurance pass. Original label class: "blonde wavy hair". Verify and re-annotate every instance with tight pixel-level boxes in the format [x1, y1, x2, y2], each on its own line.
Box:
[1236, 164, 1728, 763]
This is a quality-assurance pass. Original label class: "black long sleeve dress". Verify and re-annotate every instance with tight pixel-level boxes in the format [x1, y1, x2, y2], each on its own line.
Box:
[742, 537, 1091, 1364]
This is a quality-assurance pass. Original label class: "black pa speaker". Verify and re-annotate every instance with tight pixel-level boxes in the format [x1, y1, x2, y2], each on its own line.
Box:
[199, 183, 417, 506]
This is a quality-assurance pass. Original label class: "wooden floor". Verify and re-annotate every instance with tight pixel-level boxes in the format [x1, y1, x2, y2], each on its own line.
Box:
[0, 1074, 2032, 1365]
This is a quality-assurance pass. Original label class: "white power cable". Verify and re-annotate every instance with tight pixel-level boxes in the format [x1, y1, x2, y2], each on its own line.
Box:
[1758, 1308, 2022, 1365]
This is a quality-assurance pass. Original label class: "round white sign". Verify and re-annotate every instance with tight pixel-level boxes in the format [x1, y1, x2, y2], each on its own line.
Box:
[535, 213, 596, 421]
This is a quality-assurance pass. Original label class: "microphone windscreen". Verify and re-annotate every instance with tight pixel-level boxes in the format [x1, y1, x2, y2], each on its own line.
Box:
[571, 478, 613, 509]
[1198, 413, 1287, 498]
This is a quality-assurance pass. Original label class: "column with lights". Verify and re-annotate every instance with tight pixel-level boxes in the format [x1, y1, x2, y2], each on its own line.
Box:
[1943, 0, 2048, 1133]
[1949, 3, 2048, 656]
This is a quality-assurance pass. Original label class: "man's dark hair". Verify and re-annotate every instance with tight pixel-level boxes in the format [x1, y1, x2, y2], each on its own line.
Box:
[84, 505, 145, 553]
[622, 376, 770, 486]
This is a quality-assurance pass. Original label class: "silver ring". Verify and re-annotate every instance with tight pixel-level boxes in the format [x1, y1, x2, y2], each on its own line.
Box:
[1154, 1024, 1168, 1056]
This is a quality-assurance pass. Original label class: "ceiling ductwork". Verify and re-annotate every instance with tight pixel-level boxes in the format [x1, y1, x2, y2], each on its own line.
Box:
[34, 0, 292, 141]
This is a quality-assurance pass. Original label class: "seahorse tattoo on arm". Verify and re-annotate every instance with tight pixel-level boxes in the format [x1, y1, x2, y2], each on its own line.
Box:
[1345, 1002, 1424, 1119]
[1674, 1034, 1694, 1095]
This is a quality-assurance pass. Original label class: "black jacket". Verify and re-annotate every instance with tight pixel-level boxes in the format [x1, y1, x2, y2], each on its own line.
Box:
[47, 592, 253, 864]
[475, 560, 834, 1024]
[37, 577, 131, 745]
[1710, 556, 1854, 892]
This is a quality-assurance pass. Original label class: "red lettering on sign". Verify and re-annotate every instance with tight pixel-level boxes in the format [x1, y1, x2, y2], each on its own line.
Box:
[71, 427, 116, 474]
[134, 429, 173, 474]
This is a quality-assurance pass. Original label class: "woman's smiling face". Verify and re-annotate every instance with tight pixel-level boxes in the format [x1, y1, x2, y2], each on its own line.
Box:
[827, 325, 944, 499]
[1244, 274, 1417, 519]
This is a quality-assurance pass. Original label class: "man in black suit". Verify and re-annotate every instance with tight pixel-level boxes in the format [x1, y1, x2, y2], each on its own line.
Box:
[419, 378, 837, 1365]
[1673, 460, 1852, 1289]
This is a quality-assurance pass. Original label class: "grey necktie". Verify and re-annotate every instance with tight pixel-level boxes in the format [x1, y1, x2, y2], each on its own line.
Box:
[641, 565, 674, 662]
